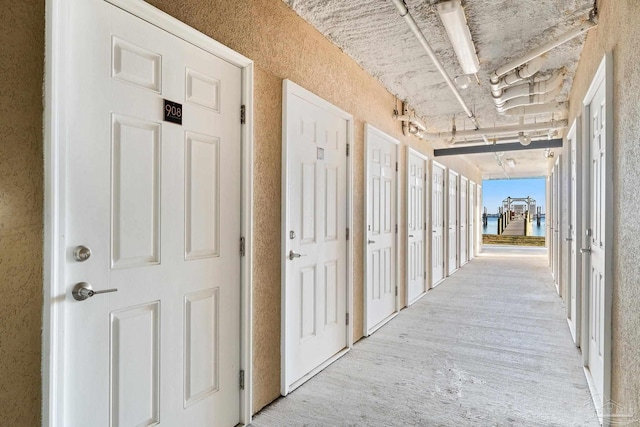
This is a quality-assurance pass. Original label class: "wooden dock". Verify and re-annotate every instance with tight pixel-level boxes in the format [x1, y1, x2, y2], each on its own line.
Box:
[501, 217, 525, 236]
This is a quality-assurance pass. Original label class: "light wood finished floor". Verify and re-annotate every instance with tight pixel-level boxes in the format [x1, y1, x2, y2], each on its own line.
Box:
[252, 245, 599, 427]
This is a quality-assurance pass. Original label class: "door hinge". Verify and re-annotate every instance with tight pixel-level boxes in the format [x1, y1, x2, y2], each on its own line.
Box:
[424, 271, 427, 280]
[346, 313, 349, 325]
[346, 143, 350, 156]
[346, 228, 350, 240]
[240, 105, 246, 124]
[395, 286, 398, 296]
[396, 162, 398, 172]
[395, 224, 398, 234]
[240, 237, 246, 257]
[239, 370, 245, 390]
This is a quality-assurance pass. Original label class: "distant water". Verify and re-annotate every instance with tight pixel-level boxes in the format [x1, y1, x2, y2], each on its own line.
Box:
[482, 217, 546, 237]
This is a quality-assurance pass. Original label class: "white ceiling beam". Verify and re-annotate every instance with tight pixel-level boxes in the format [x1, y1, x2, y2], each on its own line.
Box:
[434, 138, 563, 157]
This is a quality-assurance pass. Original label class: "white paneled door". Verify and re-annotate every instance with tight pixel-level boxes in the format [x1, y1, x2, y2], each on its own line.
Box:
[459, 176, 468, 266]
[477, 185, 483, 256]
[365, 125, 398, 335]
[59, 1, 242, 425]
[431, 162, 446, 285]
[407, 148, 428, 305]
[469, 181, 476, 260]
[282, 81, 350, 393]
[567, 119, 582, 344]
[584, 57, 611, 403]
[448, 170, 459, 275]
[552, 159, 561, 293]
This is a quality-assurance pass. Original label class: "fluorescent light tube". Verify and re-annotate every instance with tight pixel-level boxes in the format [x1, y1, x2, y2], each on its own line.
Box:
[437, 0, 480, 75]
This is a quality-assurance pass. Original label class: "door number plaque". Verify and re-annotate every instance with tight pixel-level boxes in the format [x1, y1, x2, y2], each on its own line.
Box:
[164, 99, 182, 125]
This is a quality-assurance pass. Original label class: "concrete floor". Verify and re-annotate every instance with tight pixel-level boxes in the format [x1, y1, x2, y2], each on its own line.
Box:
[251, 245, 600, 427]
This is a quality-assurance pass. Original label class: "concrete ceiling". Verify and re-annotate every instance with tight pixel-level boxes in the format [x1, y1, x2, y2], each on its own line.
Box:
[282, 0, 595, 179]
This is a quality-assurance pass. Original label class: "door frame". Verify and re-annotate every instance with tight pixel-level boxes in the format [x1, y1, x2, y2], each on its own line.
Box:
[469, 180, 476, 261]
[547, 175, 552, 265]
[406, 147, 430, 305]
[550, 162, 556, 284]
[431, 160, 446, 286]
[363, 124, 399, 336]
[580, 52, 613, 423]
[42, 1, 255, 425]
[476, 184, 482, 255]
[281, 79, 354, 394]
[459, 175, 468, 267]
[566, 117, 582, 345]
[553, 157, 562, 295]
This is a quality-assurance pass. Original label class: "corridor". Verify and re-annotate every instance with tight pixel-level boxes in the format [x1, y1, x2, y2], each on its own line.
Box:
[252, 246, 599, 426]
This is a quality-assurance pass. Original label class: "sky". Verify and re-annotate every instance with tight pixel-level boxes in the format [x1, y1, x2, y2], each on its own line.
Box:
[482, 178, 546, 214]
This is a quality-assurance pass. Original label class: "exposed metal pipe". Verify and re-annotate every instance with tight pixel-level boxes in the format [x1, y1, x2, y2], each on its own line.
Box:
[490, 56, 547, 97]
[496, 84, 563, 113]
[488, 13, 595, 117]
[490, 19, 596, 81]
[393, 113, 427, 132]
[492, 70, 565, 106]
[390, 0, 480, 129]
[517, 117, 533, 146]
[400, 102, 409, 136]
[453, 131, 549, 146]
[503, 101, 568, 116]
[417, 119, 568, 140]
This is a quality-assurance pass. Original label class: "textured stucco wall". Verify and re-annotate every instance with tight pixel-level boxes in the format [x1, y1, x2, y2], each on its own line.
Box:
[566, 0, 640, 418]
[145, 0, 481, 411]
[0, 1, 44, 425]
[0, 0, 483, 420]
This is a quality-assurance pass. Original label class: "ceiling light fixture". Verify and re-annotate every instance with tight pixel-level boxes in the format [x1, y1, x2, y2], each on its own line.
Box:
[436, 0, 480, 75]
[454, 74, 471, 89]
[518, 132, 531, 146]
